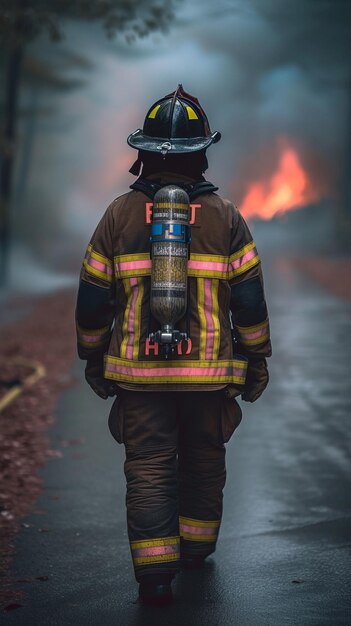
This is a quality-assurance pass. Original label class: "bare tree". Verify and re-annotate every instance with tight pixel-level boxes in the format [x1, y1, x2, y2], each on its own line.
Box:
[0, 0, 178, 285]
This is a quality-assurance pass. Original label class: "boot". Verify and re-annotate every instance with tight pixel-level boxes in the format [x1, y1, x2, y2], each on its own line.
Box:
[138, 574, 174, 606]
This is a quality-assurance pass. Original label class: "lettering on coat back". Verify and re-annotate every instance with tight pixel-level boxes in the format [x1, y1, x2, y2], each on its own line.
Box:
[145, 337, 193, 356]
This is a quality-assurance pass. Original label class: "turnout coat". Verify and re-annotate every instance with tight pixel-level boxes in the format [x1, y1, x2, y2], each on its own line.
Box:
[75, 172, 271, 392]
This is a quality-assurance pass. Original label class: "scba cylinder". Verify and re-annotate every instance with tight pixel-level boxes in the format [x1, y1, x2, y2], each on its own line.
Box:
[150, 185, 191, 353]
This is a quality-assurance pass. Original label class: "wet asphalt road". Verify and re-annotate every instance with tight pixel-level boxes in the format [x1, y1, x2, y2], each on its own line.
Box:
[3, 254, 351, 626]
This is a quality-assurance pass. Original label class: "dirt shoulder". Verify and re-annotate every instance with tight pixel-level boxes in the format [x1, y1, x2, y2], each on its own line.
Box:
[0, 289, 77, 610]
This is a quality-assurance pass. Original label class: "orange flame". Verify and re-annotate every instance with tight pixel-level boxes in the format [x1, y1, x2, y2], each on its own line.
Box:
[240, 144, 320, 220]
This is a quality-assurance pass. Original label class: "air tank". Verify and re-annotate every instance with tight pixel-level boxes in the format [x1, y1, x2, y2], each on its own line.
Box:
[149, 185, 191, 358]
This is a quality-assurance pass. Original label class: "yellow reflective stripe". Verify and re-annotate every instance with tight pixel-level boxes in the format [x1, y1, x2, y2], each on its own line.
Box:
[114, 253, 150, 263]
[106, 357, 243, 369]
[190, 253, 228, 263]
[104, 370, 246, 385]
[78, 339, 107, 348]
[188, 268, 228, 279]
[211, 280, 220, 359]
[197, 278, 206, 360]
[228, 241, 260, 279]
[105, 374, 246, 384]
[154, 202, 189, 209]
[114, 253, 151, 278]
[188, 253, 229, 279]
[83, 243, 93, 262]
[76, 323, 111, 348]
[114, 252, 262, 280]
[83, 244, 113, 283]
[180, 532, 217, 542]
[120, 279, 132, 358]
[229, 255, 260, 279]
[133, 278, 144, 360]
[240, 333, 269, 346]
[76, 324, 110, 336]
[84, 262, 113, 283]
[83, 244, 113, 268]
[229, 241, 256, 262]
[131, 536, 179, 549]
[131, 535, 180, 565]
[104, 356, 247, 385]
[179, 517, 220, 529]
[116, 267, 151, 278]
[235, 320, 268, 333]
[90, 249, 112, 267]
[133, 553, 180, 565]
[179, 516, 220, 542]
[235, 319, 269, 346]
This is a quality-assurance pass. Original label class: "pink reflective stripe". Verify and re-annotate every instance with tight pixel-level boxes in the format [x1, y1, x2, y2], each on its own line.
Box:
[88, 257, 113, 275]
[105, 363, 245, 378]
[188, 260, 227, 273]
[115, 259, 151, 273]
[231, 247, 257, 270]
[242, 327, 267, 341]
[180, 524, 217, 536]
[232, 366, 247, 377]
[204, 279, 214, 359]
[125, 278, 139, 360]
[80, 333, 107, 343]
[133, 544, 179, 557]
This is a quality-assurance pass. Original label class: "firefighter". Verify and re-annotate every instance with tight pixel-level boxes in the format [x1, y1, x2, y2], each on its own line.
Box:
[75, 85, 272, 605]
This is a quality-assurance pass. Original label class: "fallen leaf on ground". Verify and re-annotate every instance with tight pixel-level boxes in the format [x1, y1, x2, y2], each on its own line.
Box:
[4, 603, 24, 611]
[291, 579, 305, 584]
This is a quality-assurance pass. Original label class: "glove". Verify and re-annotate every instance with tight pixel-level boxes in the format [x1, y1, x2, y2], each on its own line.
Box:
[241, 358, 269, 403]
[85, 358, 117, 400]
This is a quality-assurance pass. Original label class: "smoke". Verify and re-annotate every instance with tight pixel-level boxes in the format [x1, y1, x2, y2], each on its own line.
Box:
[171, 0, 351, 202]
[7, 0, 351, 294]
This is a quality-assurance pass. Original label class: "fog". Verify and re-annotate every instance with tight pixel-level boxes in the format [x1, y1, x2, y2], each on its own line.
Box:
[3, 0, 351, 291]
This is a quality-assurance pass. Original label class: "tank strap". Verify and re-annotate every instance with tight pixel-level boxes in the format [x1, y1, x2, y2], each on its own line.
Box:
[130, 177, 218, 201]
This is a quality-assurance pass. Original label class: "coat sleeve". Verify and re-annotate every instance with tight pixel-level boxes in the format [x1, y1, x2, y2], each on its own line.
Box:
[228, 205, 272, 360]
[75, 204, 116, 361]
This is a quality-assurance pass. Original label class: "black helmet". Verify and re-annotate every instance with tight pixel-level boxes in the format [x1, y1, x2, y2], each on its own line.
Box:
[127, 84, 221, 155]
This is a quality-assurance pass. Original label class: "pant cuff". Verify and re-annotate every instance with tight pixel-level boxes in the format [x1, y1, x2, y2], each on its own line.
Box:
[130, 535, 180, 581]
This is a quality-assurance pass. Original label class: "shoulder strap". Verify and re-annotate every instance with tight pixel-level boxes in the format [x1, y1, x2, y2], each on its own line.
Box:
[129, 178, 162, 200]
[185, 180, 219, 200]
[130, 177, 218, 201]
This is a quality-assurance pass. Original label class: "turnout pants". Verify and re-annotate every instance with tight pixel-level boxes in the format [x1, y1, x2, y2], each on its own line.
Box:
[108, 389, 242, 581]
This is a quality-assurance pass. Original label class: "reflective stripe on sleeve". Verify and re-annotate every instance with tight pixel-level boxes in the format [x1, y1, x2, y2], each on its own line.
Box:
[228, 241, 260, 279]
[83, 244, 113, 284]
[235, 318, 270, 346]
[76, 323, 111, 349]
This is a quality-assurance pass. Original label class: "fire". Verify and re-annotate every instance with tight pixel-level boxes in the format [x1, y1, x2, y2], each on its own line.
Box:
[240, 143, 319, 220]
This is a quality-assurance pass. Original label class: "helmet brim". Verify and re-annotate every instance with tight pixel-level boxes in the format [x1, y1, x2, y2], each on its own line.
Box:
[127, 129, 221, 153]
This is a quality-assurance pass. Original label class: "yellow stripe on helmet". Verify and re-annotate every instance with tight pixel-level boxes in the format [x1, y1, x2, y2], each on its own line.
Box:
[148, 104, 161, 118]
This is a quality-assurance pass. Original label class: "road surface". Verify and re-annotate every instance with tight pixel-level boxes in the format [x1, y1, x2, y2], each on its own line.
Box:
[3, 254, 351, 625]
